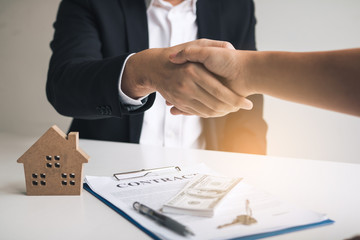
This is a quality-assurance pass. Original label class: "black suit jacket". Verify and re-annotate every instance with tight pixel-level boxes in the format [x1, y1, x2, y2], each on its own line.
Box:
[47, 0, 268, 154]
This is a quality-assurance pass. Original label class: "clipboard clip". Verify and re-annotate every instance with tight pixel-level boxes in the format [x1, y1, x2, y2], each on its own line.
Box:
[113, 166, 181, 181]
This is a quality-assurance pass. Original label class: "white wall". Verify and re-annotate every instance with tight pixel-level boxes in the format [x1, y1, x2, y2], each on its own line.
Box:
[0, 0, 71, 136]
[255, 0, 360, 163]
[0, 0, 359, 163]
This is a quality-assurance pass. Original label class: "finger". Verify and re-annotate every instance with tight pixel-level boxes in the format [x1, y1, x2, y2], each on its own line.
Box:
[170, 107, 193, 116]
[194, 39, 235, 50]
[179, 99, 229, 118]
[167, 92, 230, 118]
[175, 39, 234, 51]
[194, 83, 253, 112]
[165, 100, 193, 115]
[241, 98, 253, 110]
[159, 91, 210, 117]
[192, 80, 238, 115]
[172, 95, 253, 116]
[166, 63, 238, 114]
[169, 47, 208, 64]
[173, 103, 212, 118]
[173, 98, 253, 116]
[164, 77, 253, 116]
[162, 62, 252, 115]
[169, 39, 234, 64]
[170, 46, 224, 67]
[189, 63, 250, 109]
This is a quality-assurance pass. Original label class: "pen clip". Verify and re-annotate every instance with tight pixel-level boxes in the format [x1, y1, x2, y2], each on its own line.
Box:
[113, 166, 181, 181]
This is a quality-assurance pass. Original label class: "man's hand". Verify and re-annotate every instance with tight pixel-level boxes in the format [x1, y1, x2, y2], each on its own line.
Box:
[167, 45, 255, 115]
[169, 42, 360, 117]
[122, 39, 252, 118]
[169, 46, 256, 98]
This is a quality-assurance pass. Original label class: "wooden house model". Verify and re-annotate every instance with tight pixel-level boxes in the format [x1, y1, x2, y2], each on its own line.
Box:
[17, 125, 89, 195]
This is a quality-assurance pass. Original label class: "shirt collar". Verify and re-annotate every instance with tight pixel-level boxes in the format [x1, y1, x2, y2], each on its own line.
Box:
[145, 0, 197, 14]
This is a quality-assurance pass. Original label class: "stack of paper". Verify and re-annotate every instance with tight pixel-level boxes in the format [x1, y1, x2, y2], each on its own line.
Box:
[162, 174, 241, 217]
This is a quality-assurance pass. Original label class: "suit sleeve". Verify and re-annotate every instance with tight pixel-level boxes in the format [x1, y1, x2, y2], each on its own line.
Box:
[46, 0, 154, 119]
[220, 0, 268, 154]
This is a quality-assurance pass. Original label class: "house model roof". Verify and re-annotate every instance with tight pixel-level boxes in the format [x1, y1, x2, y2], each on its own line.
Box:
[17, 125, 89, 164]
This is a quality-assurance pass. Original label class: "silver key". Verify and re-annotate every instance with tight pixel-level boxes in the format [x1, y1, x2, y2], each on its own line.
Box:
[217, 199, 257, 229]
[217, 215, 257, 229]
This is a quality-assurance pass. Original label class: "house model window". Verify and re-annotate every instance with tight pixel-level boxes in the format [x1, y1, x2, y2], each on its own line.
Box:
[17, 125, 89, 195]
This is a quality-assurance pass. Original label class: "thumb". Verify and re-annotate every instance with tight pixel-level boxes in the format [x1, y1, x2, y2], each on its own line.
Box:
[169, 39, 234, 64]
[169, 46, 210, 64]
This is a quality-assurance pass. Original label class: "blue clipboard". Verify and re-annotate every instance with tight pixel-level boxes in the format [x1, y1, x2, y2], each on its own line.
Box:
[83, 183, 334, 240]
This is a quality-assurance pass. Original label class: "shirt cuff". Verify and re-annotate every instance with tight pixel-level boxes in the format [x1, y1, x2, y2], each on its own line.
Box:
[118, 53, 149, 106]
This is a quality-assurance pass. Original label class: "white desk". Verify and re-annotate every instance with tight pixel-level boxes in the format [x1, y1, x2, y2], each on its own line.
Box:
[1, 132, 359, 240]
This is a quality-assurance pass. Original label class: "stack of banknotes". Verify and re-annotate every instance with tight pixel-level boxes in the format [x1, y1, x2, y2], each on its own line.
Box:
[162, 174, 242, 217]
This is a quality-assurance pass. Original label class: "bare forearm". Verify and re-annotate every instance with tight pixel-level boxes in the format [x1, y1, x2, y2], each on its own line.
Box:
[245, 49, 360, 116]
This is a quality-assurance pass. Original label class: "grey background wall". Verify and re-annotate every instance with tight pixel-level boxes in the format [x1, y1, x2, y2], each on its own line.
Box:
[1, 0, 359, 163]
[256, 0, 360, 163]
[0, 0, 71, 134]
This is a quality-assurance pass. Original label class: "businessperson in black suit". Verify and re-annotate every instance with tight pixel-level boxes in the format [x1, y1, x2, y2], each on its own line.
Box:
[46, 0, 268, 154]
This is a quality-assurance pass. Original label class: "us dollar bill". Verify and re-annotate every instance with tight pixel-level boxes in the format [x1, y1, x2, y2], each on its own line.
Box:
[162, 174, 242, 217]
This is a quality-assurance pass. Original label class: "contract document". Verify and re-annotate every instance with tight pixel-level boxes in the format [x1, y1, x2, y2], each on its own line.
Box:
[84, 168, 333, 240]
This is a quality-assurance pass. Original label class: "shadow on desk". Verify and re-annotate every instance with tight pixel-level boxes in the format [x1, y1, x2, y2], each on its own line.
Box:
[0, 181, 26, 195]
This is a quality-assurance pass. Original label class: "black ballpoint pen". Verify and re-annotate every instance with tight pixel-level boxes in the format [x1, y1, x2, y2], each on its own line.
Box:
[133, 201, 195, 237]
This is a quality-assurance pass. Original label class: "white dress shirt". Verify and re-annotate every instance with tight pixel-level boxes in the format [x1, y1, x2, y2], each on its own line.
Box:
[119, 0, 204, 149]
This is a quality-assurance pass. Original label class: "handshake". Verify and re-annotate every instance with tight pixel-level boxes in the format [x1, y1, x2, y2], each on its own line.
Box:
[122, 39, 255, 118]
[123, 39, 360, 117]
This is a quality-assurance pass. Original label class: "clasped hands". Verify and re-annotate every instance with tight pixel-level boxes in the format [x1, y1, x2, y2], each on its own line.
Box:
[122, 39, 254, 117]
